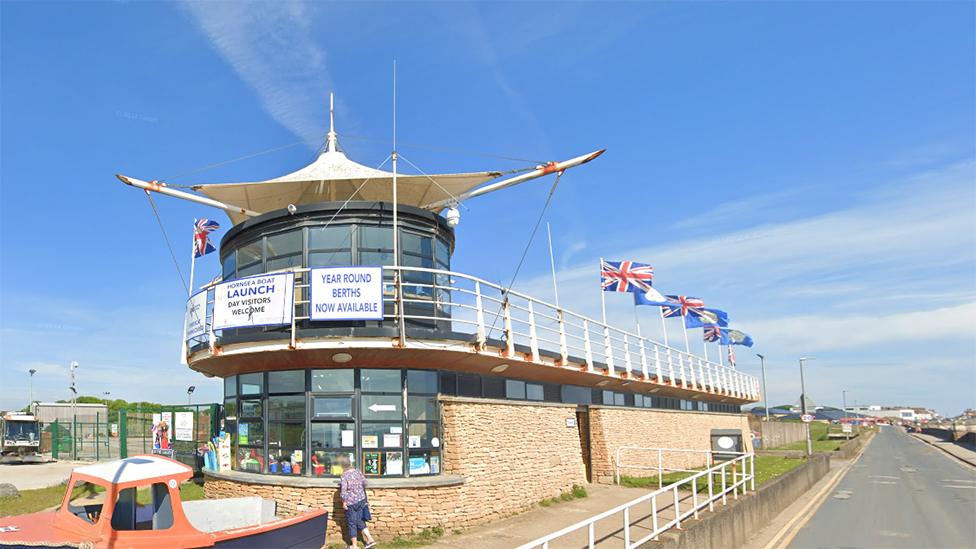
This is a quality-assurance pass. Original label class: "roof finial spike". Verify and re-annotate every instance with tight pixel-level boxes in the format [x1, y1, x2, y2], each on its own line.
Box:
[326, 92, 338, 153]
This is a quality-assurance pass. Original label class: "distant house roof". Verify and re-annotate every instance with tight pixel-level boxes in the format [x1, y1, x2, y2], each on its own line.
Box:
[75, 455, 191, 484]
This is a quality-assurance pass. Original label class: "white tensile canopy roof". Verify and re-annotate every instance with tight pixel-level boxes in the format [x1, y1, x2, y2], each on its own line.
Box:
[191, 111, 500, 225]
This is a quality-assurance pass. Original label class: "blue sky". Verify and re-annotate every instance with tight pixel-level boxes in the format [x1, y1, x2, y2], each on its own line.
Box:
[1, 1, 973, 415]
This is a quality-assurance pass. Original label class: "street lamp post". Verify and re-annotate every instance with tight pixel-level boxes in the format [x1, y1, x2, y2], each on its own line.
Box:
[842, 390, 850, 440]
[69, 361, 79, 460]
[756, 354, 770, 423]
[28, 369, 37, 412]
[187, 386, 196, 407]
[799, 357, 815, 456]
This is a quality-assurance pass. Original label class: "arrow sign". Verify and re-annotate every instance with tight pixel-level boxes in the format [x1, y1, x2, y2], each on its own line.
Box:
[368, 403, 397, 413]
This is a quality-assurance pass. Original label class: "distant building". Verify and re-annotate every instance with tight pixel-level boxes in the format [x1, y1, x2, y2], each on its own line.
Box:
[31, 402, 109, 424]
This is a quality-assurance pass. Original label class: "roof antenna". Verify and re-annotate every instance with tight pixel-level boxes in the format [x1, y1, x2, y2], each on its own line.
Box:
[326, 92, 338, 153]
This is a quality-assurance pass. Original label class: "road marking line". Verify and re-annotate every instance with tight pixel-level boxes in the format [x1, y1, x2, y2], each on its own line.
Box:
[763, 436, 873, 549]
[869, 475, 899, 480]
[941, 479, 976, 483]
[943, 484, 976, 489]
[872, 481, 897, 485]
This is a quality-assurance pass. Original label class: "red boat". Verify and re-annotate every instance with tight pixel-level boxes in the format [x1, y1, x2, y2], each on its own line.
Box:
[0, 455, 328, 548]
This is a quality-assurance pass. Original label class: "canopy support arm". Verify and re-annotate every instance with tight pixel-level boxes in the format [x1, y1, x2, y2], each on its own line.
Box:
[422, 148, 605, 210]
[116, 174, 262, 218]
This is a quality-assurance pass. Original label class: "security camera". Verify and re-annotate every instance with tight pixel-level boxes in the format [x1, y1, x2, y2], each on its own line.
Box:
[287, 204, 298, 215]
[445, 205, 460, 227]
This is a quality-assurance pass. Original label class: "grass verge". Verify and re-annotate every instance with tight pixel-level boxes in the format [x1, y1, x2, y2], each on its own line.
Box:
[0, 480, 205, 517]
[620, 455, 806, 492]
[538, 484, 588, 507]
[380, 526, 444, 548]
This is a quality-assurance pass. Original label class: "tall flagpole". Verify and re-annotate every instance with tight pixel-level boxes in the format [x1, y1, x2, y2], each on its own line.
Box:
[681, 313, 692, 354]
[658, 308, 670, 347]
[701, 329, 709, 361]
[718, 342, 725, 367]
[187, 220, 197, 298]
[599, 257, 607, 324]
[633, 303, 642, 337]
[547, 222, 560, 309]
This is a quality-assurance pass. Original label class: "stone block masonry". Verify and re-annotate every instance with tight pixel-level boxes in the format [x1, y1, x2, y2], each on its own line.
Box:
[588, 407, 753, 484]
[204, 398, 749, 540]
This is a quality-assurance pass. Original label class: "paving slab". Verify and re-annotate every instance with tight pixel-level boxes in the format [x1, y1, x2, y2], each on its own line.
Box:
[428, 482, 728, 549]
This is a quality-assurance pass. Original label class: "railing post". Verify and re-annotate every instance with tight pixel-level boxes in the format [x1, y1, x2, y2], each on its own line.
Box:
[502, 296, 515, 357]
[527, 301, 540, 363]
[658, 448, 663, 490]
[688, 356, 698, 390]
[667, 348, 676, 386]
[674, 485, 681, 529]
[588, 522, 595, 549]
[679, 353, 688, 388]
[692, 476, 699, 519]
[722, 465, 727, 505]
[290, 273, 298, 349]
[705, 362, 715, 393]
[698, 361, 706, 392]
[474, 282, 486, 347]
[639, 338, 649, 380]
[651, 494, 659, 540]
[558, 310, 568, 366]
[395, 270, 407, 348]
[733, 461, 739, 499]
[603, 326, 615, 373]
[708, 465, 714, 512]
[653, 344, 662, 382]
[750, 454, 756, 491]
[623, 334, 633, 374]
[624, 506, 631, 547]
[583, 320, 595, 372]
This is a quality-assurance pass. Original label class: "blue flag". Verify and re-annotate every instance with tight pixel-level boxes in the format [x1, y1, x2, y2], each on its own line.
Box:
[684, 308, 729, 329]
[727, 329, 754, 347]
[634, 287, 671, 307]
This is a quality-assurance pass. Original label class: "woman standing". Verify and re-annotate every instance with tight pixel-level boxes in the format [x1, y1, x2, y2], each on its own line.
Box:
[339, 455, 377, 549]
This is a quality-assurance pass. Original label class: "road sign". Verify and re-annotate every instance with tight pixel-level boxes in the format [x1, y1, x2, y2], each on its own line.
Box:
[842, 423, 853, 433]
[801, 414, 815, 423]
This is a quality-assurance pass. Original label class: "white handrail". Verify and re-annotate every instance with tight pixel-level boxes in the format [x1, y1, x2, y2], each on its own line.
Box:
[188, 265, 759, 400]
[517, 450, 756, 549]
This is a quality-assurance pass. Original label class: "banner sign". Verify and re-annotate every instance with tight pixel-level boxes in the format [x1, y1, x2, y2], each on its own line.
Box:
[174, 412, 194, 441]
[184, 291, 208, 340]
[213, 273, 294, 330]
[309, 267, 384, 321]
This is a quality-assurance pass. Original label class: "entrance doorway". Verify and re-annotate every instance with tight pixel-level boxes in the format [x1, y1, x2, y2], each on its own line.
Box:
[576, 406, 591, 482]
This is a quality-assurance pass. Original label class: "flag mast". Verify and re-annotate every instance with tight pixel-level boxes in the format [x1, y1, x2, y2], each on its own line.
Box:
[547, 222, 560, 309]
[599, 257, 607, 324]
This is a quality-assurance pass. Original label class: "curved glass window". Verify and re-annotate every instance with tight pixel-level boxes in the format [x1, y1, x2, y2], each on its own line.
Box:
[237, 240, 263, 277]
[266, 230, 302, 272]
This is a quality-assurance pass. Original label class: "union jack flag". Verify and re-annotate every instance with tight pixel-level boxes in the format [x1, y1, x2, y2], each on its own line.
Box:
[665, 294, 704, 316]
[704, 325, 725, 343]
[193, 219, 220, 258]
[600, 260, 654, 293]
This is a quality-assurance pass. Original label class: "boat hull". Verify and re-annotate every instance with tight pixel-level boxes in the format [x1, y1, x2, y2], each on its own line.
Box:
[214, 512, 328, 549]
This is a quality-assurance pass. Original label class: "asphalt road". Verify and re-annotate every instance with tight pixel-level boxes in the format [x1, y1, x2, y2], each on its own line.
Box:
[790, 425, 976, 549]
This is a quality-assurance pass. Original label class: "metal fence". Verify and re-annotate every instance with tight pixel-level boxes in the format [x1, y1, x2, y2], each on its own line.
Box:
[49, 414, 112, 461]
[519, 450, 756, 549]
[187, 266, 760, 400]
[119, 404, 219, 471]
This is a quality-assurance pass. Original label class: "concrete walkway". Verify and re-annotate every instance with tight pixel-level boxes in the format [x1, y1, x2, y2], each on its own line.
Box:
[910, 432, 976, 467]
[429, 483, 711, 549]
[0, 461, 79, 490]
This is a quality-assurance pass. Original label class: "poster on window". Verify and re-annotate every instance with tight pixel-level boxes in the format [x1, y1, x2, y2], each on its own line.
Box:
[184, 291, 208, 340]
[174, 412, 194, 441]
[213, 273, 294, 330]
[309, 267, 383, 321]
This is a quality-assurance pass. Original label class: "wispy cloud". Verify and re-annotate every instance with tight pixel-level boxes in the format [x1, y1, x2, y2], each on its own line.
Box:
[179, 0, 332, 146]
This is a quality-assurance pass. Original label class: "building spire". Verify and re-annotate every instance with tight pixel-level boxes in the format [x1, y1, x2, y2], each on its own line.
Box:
[326, 92, 338, 153]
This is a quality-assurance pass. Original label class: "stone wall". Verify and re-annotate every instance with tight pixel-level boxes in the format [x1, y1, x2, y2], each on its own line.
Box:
[587, 407, 753, 484]
[759, 421, 808, 449]
[205, 397, 587, 542]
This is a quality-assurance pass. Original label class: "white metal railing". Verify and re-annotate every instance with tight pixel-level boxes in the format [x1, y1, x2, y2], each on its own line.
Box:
[188, 266, 759, 400]
[518, 450, 756, 549]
